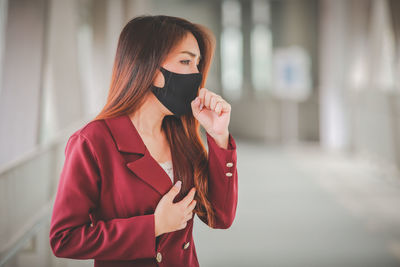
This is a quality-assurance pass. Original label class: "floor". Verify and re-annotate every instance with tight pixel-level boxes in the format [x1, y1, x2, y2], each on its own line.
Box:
[193, 140, 400, 267]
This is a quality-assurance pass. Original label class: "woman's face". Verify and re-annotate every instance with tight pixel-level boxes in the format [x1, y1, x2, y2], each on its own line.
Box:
[153, 32, 201, 88]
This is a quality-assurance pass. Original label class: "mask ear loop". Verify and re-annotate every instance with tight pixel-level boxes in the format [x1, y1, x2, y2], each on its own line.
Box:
[158, 67, 174, 95]
[151, 67, 168, 97]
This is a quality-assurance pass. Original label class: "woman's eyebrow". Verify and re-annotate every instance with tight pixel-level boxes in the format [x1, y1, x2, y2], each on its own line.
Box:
[180, 50, 202, 61]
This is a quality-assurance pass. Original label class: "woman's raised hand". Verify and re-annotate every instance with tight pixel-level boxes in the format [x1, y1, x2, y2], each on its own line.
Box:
[191, 87, 231, 138]
[154, 181, 197, 237]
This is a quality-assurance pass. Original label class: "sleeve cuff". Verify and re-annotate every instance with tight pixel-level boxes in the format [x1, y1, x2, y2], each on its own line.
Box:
[206, 131, 237, 177]
[206, 131, 237, 151]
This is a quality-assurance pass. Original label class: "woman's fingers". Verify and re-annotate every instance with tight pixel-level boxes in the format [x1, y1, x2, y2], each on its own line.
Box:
[215, 101, 223, 115]
[183, 200, 196, 221]
[220, 101, 231, 113]
[184, 212, 193, 222]
[187, 199, 197, 211]
[204, 91, 213, 108]
[198, 87, 207, 101]
[209, 96, 229, 115]
[210, 95, 222, 110]
[198, 88, 228, 113]
[179, 187, 196, 207]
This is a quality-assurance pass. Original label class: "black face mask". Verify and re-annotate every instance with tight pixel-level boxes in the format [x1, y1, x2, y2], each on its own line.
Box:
[151, 67, 202, 117]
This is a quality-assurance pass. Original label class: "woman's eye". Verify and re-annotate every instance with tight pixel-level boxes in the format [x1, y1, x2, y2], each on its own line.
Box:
[180, 60, 191, 65]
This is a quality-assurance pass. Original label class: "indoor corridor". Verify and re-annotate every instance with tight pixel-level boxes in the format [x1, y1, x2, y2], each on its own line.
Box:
[1, 0, 400, 266]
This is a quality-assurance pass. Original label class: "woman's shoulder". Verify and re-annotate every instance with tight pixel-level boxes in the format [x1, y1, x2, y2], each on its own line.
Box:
[68, 118, 109, 147]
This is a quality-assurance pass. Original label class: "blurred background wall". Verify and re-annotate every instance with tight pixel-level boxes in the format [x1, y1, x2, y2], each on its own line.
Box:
[1, 0, 400, 266]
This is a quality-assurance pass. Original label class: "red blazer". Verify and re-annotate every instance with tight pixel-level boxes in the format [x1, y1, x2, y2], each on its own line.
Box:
[49, 114, 238, 267]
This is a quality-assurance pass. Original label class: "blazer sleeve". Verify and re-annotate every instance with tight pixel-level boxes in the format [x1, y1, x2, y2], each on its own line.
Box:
[49, 134, 156, 260]
[199, 131, 238, 229]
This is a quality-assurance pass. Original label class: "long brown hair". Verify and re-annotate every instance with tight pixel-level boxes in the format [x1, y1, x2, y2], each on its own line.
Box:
[93, 15, 216, 227]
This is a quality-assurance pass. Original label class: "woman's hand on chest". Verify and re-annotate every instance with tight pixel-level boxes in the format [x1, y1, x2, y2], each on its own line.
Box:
[154, 181, 197, 237]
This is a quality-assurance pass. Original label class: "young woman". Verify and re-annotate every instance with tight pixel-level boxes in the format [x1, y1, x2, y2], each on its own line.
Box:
[49, 15, 238, 267]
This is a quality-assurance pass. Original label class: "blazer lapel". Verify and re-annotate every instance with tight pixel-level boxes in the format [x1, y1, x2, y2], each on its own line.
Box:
[104, 114, 173, 196]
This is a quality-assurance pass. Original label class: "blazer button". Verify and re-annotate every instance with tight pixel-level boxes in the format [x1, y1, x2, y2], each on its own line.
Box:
[226, 162, 233, 167]
[90, 223, 93, 227]
[183, 241, 190, 250]
[156, 252, 162, 263]
[226, 172, 233, 177]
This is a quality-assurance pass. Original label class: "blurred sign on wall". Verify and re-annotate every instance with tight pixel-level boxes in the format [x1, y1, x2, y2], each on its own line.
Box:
[272, 45, 311, 101]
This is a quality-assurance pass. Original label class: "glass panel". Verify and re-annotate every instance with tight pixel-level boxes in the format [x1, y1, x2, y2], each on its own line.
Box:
[0, 0, 8, 99]
[369, 0, 396, 91]
[221, 0, 243, 97]
[251, 0, 272, 92]
[251, 24, 272, 91]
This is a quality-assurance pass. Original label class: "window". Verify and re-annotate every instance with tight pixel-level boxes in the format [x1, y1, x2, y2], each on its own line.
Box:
[221, 0, 243, 98]
[251, 0, 272, 92]
[369, 0, 396, 91]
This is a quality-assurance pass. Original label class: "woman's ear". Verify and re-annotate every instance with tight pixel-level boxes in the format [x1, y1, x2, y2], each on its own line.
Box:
[153, 68, 165, 88]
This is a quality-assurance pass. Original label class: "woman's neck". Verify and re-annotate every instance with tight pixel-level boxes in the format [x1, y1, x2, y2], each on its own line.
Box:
[128, 94, 165, 138]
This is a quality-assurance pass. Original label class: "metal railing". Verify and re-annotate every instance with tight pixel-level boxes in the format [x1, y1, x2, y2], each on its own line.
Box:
[0, 117, 91, 266]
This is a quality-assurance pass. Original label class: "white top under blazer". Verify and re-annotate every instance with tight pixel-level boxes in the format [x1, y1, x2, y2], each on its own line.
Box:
[158, 160, 174, 183]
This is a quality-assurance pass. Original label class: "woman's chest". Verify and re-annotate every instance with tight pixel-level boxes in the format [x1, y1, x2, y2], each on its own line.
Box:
[96, 151, 176, 219]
